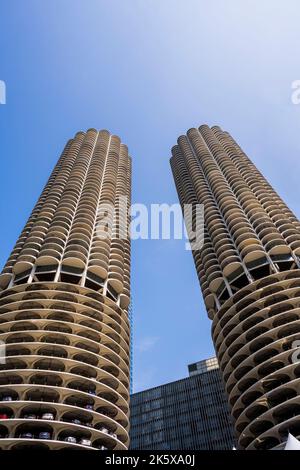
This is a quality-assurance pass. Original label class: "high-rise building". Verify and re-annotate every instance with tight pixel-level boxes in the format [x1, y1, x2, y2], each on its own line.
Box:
[130, 358, 235, 450]
[188, 356, 220, 376]
[170, 125, 300, 450]
[0, 129, 131, 450]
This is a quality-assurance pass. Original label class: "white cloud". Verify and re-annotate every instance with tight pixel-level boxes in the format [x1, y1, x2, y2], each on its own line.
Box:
[135, 336, 159, 353]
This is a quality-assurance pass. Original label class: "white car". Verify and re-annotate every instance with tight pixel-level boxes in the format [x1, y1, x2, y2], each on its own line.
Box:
[2, 396, 12, 401]
[64, 436, 77, 443]
[24, 414, 37, 419]
[80, 438, 91, 446]
[42, 413, 54, 420]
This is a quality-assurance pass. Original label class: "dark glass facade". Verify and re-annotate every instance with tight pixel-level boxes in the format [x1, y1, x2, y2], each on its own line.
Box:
[130, 358, 235, 450]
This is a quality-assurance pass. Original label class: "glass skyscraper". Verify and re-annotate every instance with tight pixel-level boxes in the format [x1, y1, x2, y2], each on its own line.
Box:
[130, 358, 235, 450]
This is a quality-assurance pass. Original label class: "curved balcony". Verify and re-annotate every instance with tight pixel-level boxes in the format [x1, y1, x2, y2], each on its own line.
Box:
[212, 269, 300, 449]
[0, 281, 130, 450]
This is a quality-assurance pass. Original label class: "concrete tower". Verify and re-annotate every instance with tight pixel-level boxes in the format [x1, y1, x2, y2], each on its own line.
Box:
[171, 125, 300, 450]
[0, 129, 131, 450]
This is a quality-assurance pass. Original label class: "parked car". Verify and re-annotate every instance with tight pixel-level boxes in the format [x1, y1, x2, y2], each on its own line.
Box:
[80, 438, 91, 446]
[110, 432, 117, 439]
[98, 445, 108, 450]
[64, 436, 77, 444]
[39, 431, 51, 440]
[99, 427, 109, 434]
[71, 418, 81, 425]
[0, 414, 8, 419]
[2, 396, 13, 402]
[20, 432, 34, 439]
[23, 414, 37, 419]
[84, 404, 93, 410]
[42, 413, 54, 420]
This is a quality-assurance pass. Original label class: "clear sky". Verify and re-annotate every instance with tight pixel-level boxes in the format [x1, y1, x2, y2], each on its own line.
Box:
[1, 0, 300, 392]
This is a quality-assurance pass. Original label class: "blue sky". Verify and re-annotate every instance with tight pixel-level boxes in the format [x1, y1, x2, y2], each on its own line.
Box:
[1, 0, 300, 392]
